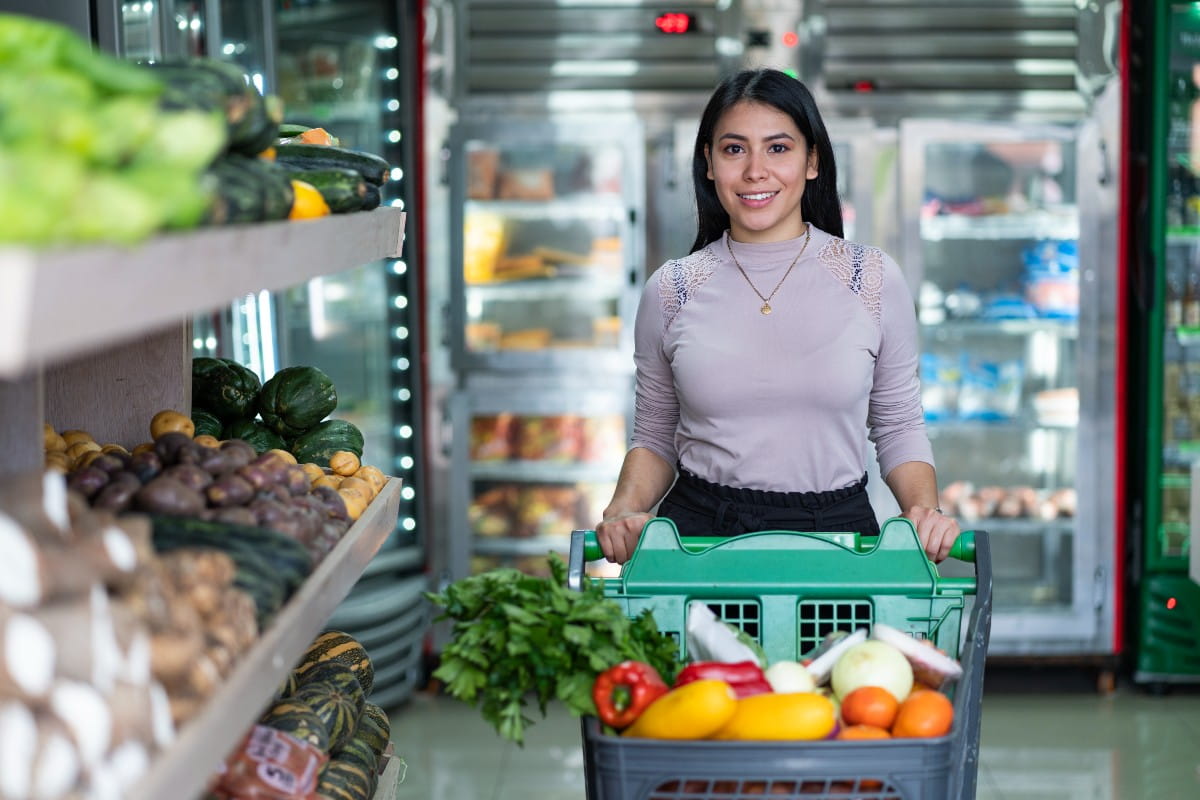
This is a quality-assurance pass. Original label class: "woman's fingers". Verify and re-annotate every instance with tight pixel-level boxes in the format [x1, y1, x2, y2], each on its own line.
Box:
[596, 513, 650, 564]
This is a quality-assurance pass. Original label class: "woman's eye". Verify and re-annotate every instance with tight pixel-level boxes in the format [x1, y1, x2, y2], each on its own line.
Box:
[769, 143, 789, 153]
[723, 144, 744, 155]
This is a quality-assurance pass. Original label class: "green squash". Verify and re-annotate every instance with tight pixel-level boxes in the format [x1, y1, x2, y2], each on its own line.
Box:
[223, 418, 287, 455]
[291, 684, 361, 753]
[289, 419, 364, 467]
[190, 408, 223, 438]
[260, 703, 330, 752]
[191, 357, 261, 422]
[257, 365, 338, 439]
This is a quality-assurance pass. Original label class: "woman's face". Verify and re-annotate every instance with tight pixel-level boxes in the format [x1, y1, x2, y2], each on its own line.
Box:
[704, 100, 818, 243]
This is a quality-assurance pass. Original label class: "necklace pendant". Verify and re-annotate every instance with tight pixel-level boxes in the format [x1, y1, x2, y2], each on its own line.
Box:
[760, 302, 772, 315]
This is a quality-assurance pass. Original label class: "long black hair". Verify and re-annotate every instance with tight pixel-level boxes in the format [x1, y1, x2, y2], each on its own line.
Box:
[690, 69, 843, 253]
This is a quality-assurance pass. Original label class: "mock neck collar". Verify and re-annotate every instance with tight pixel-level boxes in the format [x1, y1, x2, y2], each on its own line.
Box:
[722, 226, 824, 271]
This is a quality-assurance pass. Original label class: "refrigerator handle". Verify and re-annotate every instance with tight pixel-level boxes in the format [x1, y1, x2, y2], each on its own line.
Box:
[1131, 155, 1155, 312]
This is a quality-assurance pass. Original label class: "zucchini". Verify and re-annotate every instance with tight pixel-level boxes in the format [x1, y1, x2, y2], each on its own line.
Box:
[281, 167, 367, 214]
[275, 143, 390, 186]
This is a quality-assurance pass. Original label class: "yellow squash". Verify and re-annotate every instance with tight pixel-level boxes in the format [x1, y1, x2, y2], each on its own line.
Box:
[713, 692, 837, 741]
[621, 679, 736, 740]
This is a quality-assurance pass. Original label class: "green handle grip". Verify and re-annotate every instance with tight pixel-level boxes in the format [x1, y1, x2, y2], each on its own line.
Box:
[582, 529, 976, 563]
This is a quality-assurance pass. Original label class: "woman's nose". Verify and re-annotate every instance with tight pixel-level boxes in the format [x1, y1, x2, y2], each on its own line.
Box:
[743, 151, 767, 180]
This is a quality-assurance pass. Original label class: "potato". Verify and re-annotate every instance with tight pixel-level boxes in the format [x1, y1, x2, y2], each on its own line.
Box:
[150, 409, 195, 441]
[329, 451, 360, 477]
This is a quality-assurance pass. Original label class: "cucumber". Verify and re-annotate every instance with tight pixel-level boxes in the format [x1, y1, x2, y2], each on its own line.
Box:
[280, 167, 367, 214]
[275, 143, 390, 186]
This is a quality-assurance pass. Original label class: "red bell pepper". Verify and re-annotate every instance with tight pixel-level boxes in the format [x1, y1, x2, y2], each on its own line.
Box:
[673, 660, 773, 698]
[592, 661, 670, 729]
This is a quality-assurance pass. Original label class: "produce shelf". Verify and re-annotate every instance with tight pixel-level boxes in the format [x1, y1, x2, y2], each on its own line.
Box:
[127, 477, 402, 800]
[0, 208, 406, 378]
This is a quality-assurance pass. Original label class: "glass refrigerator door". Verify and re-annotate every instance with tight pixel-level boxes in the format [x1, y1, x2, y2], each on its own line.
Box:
[900, 120, 1099, 653]
[1135, 3, 1200, 683]
[449, 116, 644, 375]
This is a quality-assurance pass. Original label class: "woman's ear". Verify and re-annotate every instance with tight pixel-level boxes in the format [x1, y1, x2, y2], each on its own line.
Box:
[704, 144, 714, 181]
[806, 146, 819, 180]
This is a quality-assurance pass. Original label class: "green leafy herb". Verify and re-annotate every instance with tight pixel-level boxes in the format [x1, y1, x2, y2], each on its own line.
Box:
[425, 555, 681, 745]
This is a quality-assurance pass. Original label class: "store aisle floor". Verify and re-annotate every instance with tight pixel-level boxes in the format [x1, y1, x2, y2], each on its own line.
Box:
[387, 676, 1200, 799]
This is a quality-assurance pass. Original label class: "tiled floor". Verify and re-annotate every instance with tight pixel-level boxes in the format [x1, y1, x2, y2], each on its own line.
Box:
[388, 673, 1200, 799]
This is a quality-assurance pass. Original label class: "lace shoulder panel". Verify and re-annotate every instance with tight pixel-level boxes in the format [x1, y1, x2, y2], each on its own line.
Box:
[816, 237, 883, 324]
[658, 248, 721, 332]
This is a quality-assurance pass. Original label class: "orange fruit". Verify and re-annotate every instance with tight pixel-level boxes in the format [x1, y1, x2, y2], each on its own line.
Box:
[891, 689, 953, 738]
[839, 686, 900, 730]
[835, 724, 891, 740]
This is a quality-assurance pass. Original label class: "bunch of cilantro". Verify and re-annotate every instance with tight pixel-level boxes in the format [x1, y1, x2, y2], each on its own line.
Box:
[425, 555, 681, 744]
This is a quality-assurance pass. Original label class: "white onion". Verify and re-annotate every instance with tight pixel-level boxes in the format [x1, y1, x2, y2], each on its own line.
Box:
[830, 640, 913, 703]
[764, 661, 816, 694]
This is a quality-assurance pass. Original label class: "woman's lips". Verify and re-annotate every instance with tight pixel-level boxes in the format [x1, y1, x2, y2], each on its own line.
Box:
[737, 190, 778, 208]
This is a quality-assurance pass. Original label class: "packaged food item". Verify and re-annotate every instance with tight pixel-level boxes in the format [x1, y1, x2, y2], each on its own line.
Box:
[578, 415, 625, 463]
[513, 416, 582, 461]
[497, 168, 555, 200]
[218, 725, 327, 800]
[469, 486, 517, 537]
[469, 414, 515, 462]
[512, 486, 585, 538]
[803, 629, 868, 685]
[467, 148, 499, 200]
[870, 623, 963, 689]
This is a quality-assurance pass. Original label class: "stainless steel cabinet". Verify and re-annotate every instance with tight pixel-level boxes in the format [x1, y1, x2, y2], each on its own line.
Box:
[445, 114, 645, 580]
[899, 119, 1116, 656]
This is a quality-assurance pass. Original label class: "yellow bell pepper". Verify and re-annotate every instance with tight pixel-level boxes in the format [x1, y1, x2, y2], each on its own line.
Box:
[621, 679, 737, 740]
[713, 692, 837, 741]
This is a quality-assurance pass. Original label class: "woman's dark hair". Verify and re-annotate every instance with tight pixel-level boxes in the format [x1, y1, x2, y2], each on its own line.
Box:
[690, 69, 843, 252]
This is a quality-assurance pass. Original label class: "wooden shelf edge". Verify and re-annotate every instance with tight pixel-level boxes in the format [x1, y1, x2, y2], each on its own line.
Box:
[128, 478, 402, 800]
[0, 208, 405, 378]
[372, 752, 407, 800]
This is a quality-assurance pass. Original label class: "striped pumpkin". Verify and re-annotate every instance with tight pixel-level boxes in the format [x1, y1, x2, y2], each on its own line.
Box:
[316, 759, 376, 800]
[292, 684, 361, 752]
[260, 702, 330, 752]
[356, 703, 390, 758]
[298, 660, 365, 716]
[295, 631, 375, 696]
[333, 735, 379, 775]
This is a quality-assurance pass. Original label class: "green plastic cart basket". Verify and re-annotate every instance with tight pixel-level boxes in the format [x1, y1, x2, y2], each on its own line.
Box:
[568, 516, 992, 800]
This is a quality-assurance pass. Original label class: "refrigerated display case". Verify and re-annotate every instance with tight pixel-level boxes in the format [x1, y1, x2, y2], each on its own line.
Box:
[444, 113, 645, 580]
[899, 119, 1119, 657]
[1128, 0, 1200, 686]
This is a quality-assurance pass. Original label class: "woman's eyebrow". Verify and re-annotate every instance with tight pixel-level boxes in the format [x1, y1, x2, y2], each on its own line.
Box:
[717, 132, 796, 143]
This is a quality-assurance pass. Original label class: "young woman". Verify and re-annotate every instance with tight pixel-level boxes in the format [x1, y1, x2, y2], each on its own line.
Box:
[595, 68, 960, 564]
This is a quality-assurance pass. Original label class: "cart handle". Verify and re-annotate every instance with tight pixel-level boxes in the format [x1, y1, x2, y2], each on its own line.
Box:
[575, 529, 976, 564]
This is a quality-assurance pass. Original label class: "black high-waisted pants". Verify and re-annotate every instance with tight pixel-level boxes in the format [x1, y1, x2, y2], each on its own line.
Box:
[657, 467, 881, 538]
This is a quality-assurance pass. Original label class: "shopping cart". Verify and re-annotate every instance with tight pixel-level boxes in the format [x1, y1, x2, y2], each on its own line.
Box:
[567, 517, 992, 800]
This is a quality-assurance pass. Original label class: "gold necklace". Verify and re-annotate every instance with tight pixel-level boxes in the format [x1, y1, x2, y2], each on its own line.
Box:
[726, 223, 811, 315]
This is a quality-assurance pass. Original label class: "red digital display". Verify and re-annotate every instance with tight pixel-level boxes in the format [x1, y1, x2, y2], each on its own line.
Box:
[655, 12, 694, 34]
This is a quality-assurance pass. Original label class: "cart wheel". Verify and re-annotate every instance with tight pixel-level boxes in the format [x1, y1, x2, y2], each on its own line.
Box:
[1096, 669, 1116, 695]
[1147, 682, 1171, 697]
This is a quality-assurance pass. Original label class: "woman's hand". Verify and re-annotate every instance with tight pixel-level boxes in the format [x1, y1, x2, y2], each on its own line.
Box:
[596, 511, 652, 564]
[903, 506, 960, 562]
